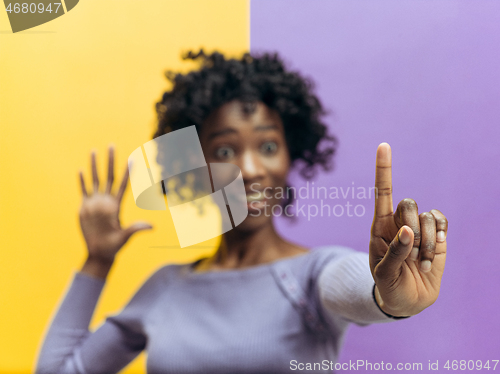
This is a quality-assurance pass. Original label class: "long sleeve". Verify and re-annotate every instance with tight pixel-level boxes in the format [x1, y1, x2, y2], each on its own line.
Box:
[317, 251, 395, 326]
[35, 272, 148, 374]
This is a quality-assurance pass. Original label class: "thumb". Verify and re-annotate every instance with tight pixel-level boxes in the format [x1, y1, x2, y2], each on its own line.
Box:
[123, 221, 153, 242]
[375, 226, 413, 283]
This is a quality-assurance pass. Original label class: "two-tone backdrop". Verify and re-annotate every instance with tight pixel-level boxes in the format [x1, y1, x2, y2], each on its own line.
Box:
[1, 0, 499, 372]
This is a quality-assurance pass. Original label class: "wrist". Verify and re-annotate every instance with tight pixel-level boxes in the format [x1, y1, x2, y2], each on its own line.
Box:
[81, 255, 114, 280]
[373, 284, 411, 319]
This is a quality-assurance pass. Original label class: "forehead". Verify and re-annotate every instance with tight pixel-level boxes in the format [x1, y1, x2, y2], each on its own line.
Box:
[202, 100, 283, 132]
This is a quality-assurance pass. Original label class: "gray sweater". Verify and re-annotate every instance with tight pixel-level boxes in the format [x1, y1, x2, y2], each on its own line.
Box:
[35, 246, 394, 374]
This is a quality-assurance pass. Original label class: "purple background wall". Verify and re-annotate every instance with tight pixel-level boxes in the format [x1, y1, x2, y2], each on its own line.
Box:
[251, 0, 500, 371]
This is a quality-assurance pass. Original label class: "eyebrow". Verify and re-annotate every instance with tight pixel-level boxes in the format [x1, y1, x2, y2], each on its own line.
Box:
[208, 128, 237, 140]
[208, 124, 280, 140]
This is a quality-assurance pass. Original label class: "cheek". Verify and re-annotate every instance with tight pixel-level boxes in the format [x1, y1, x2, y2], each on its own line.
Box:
[266, 152, 290, 187]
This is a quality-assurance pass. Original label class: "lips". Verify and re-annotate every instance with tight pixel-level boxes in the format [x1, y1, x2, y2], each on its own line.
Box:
[246, 191, 264, 203]
[226, 188, 273, 210]
[244, 189, 271, 211]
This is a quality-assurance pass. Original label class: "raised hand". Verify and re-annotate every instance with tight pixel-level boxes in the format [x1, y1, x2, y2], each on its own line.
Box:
[79, 147, 152, 265]
[369, 143, 448, 317]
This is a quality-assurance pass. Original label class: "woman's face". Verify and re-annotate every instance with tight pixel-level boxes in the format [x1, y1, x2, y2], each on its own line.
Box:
[199, 100, 291, 231]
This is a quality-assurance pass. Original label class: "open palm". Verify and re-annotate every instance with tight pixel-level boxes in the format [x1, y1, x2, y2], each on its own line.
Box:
[79, 147, 152, 263]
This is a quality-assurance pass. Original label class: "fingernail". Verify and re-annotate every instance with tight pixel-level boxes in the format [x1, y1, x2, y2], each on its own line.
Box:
[410, 247, 419, 261]
[420, 260, 432, 272]
[437, 230, 446, 242]
[399, 227, 411, 245]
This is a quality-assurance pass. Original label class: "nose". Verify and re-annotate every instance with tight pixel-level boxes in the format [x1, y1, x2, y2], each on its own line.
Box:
[239, 149, 266, 184]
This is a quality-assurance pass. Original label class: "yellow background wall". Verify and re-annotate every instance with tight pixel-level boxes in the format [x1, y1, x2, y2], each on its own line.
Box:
[0, 1, 249, 372]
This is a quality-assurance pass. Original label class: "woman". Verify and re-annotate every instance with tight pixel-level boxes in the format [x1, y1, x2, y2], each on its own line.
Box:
[35, 51, 448, 373]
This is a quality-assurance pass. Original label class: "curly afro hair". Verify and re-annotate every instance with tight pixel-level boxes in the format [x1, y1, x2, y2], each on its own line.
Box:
[153, 49, 337, 181]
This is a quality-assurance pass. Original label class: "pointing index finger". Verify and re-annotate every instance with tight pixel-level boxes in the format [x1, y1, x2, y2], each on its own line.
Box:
[374, 143, 393, 218]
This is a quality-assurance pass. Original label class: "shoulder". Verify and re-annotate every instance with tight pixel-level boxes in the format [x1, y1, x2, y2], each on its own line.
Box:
[145, 262, 181, 283]
[106, 263, 184, 328]
[118, 263, 183, 310]
[138, 262, 186, 290]
[283, 245, 361, 281]
[309, 245, 361, 265]
[268, 246, 364, 337]
[269, 245, 363, 297]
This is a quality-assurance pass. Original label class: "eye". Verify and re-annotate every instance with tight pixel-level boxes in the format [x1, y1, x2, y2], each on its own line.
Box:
[215, 146, 235, 160]
[260, 141, 278, 155]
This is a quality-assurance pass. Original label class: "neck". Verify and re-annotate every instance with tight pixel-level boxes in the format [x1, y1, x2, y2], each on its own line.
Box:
[202, 222, 304, 270]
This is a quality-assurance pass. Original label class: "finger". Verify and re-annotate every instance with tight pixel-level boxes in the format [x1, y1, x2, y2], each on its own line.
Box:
[122, 222, 153, 243]
[394, 198, 421, 261]
[418, 212, 436, 273]
[91, 151, 99, 193]
[116, 163, 130, 204]
[105, 146, 115, 194]
[374, 143, 393, 218]
[374, 225, 413, 284]
[430, 209, 448, 246]
[79, 170, 88, 197]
